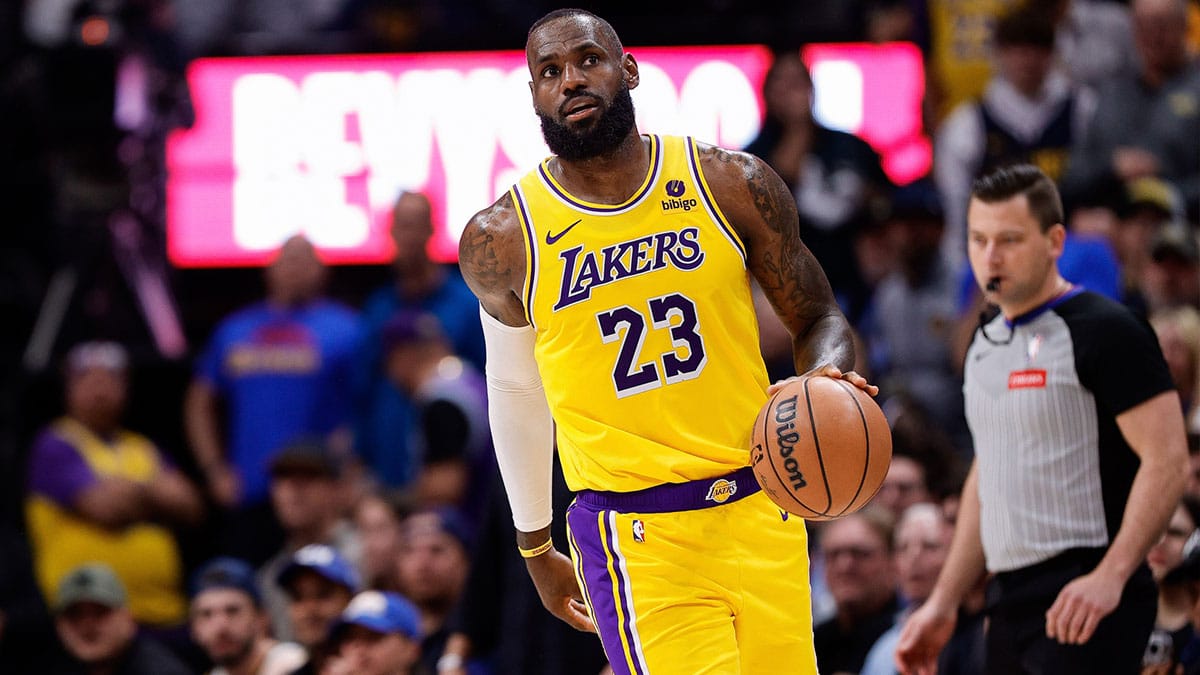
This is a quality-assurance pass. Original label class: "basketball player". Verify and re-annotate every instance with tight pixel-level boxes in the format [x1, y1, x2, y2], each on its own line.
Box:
[457, 9, 874, 673]
[894, 165, 1189, 674]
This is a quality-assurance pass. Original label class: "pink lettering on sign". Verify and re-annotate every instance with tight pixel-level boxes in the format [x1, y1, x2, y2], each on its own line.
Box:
[1008, 370, 1047, 389]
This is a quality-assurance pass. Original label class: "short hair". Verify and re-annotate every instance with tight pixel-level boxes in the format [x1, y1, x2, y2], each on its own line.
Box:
[895, 502, 949, 544]
[971, 164, 1064, 232]
[832, 504, 897, 553]
[994, 6, 1056, 50]
[527, 8, 623, 53]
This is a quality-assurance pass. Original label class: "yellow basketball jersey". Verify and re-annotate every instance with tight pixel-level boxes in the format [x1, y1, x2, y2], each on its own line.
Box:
[26, 418, 186, 626]
[513, 135, 770, 493]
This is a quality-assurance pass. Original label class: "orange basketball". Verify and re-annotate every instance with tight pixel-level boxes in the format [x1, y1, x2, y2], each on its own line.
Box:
[750, 376, 892, 520]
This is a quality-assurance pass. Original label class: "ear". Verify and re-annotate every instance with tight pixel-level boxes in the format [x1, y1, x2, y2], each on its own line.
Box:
[1047, 222, 1067, 257]
[623, 53, 639, 90]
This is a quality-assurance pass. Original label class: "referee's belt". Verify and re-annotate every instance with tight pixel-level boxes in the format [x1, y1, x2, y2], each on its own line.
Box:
[575, 466, 760, 513]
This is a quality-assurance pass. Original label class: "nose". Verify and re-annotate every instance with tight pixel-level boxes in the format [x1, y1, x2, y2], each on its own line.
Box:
[982, 241, 1002, 266]
[561, 61, 587, 91]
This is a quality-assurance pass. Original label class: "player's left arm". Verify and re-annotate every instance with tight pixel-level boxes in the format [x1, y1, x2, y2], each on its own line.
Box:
[697, 143, 874, 393]
[1046, 389, 1188, 645]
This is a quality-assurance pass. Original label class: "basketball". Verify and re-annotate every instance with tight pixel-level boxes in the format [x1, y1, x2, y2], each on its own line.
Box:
[750, 376, 892, 520]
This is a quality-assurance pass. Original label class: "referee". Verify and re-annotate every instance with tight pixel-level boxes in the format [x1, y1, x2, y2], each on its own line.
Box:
[895, 164, 1189, 674]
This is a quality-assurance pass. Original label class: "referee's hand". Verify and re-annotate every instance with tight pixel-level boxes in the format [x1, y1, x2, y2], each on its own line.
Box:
[1044, 569, 1122, 645]
[895, 600, 957, 675]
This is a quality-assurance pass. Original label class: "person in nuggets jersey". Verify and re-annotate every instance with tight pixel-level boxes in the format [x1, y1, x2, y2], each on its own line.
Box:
[457, 9, 876, 673]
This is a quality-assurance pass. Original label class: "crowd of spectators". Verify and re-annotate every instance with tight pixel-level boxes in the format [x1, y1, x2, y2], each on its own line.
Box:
[0, 0, 1197, 673]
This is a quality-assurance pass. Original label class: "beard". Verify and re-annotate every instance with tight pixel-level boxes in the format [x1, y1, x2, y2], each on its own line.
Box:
[538, 83, 636, 161]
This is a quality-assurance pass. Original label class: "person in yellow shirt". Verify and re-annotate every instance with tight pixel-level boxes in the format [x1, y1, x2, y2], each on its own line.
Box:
[25, 342, 204, 628]
[458, 9, 875, 673]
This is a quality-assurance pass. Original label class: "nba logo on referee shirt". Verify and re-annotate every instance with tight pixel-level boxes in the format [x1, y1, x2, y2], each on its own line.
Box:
[1010, 334, 1047, 389]
[706, 478, 737, 503]
[632, 519, 645, 543]
[1027, 334, 1043, 363]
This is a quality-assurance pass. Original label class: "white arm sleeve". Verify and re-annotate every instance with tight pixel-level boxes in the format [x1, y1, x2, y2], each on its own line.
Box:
[479, 306, 554, 532]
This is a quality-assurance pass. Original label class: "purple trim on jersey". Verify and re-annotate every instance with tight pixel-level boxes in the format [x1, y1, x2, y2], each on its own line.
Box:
[27, 430, 98, 506]
[511, 186, 539, 330]
[575, 466, 760, 514]
[686, 136, 746, 262]
[1005, 284, 1085, 329]
[536, 136, 661, 214]
[566, 505, 644, 675]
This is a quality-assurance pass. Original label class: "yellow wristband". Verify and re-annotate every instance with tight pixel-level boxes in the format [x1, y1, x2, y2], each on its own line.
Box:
[518, 538, 554, 558]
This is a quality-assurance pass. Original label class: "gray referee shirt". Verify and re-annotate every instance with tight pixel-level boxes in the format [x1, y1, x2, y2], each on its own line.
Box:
[964, 289, 1174, 573]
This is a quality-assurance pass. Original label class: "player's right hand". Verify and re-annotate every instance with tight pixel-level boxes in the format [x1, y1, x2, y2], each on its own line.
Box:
[894, 601, 957, 675]
[525, 549, 596, 633]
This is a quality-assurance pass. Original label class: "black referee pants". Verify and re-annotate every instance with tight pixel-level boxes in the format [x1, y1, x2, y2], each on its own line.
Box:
[985, 548, 1155, 675]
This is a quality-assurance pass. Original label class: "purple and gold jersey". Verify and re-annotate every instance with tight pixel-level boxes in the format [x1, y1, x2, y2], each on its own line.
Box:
[512, 135, 769, 493]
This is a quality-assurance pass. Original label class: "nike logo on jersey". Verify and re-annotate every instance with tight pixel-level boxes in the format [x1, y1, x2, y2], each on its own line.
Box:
[545, 219, 582, 245]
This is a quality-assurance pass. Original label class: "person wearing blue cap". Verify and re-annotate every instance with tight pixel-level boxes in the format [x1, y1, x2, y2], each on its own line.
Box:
[188, 557, 306, 675]
[276, 544, 359, 674]
[326, 591, 422, 675]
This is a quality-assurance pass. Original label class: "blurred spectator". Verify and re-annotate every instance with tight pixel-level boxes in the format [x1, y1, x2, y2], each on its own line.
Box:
[1049, 0, 1138, 90]
[874, 453, 935, 524]
[1142, 496, 1200, 672]
[1143, 224, 1200, 312]
[926, 0, 1134, 123]
[864, 0, 918, 44]
[1111, 177, 1185, 311]
[355, 191, 486, 489]
[396, 509, 472, 675]
[860, 503, 985, 675]
[354, 489, 410, 593]
[25, 341, 203, 629]
[1151, 305, 1200, 433]
[1061, 0, 1200, 220]
[861, 180, 965, 438]
[886, 395, 968, 498]
[382, 310, 491, 528]
[276, 544, 359, 675]
[924, 0, 1019, 123]
[324, 591, 422, 675]
[189, 557, 306, 675]
[936, 5, 1096, 270]
[813, 506, 900, 674]
[52, 563, 190, 675]
[258, 439, 361, 644]
[743, 51, 892, 323]
[184, 235, 359, 564]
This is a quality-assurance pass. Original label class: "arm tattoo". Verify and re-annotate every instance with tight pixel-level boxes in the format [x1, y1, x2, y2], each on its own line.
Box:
[459, 222, 510, 292]
[705, 146, 854, 371]
[458, 194, 529, 325]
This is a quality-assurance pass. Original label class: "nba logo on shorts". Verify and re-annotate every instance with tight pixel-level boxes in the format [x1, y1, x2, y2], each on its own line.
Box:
[632, 519, 645, 543]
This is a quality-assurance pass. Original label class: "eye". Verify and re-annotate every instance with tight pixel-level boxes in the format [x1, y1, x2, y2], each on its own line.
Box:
[540, 65, 559, 78]
[583, 54, 600, 65]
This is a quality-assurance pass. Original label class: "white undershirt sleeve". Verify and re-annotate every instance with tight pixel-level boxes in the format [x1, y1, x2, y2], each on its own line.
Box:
[479, 306, 555, 532]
